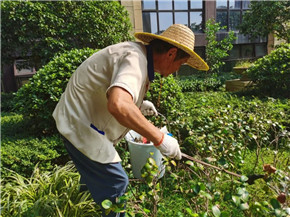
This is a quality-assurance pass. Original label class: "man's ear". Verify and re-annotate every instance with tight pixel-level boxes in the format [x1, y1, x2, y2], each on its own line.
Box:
[167, 47, 178, 59]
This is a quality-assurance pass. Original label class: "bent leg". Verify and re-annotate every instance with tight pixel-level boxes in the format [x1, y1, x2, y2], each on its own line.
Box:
[63, 137, 128, 217]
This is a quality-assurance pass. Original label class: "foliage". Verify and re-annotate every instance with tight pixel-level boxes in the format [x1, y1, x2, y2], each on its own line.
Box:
[1, 135, 66, 178]
[246, 43, 290, 98]
[1, 0, 133, 69]
[238, 1, 290, 43]
[2, 89, 290, 216]
[146, 74, 185, 130]
[1, 112, 68, 178]
[13, 48, 98, 134]
[1, 92, 15, 112]
[234, 60, 254, 68]
[177, 76, 222, 92]
[176, 72, 239, 92]
[1, 112, 41, 138]
[205, 19, 236, 74]
[1, 163, 102, 217]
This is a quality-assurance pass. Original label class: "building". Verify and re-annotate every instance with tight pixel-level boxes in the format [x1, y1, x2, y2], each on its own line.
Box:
[120, 0, 272, 71]
[2, 0, 277, 92]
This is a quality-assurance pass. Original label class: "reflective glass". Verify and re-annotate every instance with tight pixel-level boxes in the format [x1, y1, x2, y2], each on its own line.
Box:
[216, 11, 227, 30]
[175, 12, 188, 26]
[216, 0, 227, 9]
[142, 12, 158, 34]
[190, 0, 202, 9]
[158, 0, 172, 10]
[159, 12, 173, 33]
[190, 11, 202, 32]
[241, 44, 253, 58]
[242, 0, 250, 9]
[229, 45, 240, 58]
[143, 0, 156, 10]
[255, 44, 267, 57]
[229, 0, 241, 9]
[174, 0, 188, 10]
[229, 11, 240, 31]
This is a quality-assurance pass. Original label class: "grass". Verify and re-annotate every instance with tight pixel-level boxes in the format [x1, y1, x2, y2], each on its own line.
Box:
[1, 163, 102, 217]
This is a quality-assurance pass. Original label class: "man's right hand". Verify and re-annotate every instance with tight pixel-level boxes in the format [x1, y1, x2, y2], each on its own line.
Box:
[155, 134, 182, 160]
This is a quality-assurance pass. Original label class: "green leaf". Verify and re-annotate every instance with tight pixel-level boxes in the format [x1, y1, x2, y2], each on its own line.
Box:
[199, 212, 208, 217]
[212, 205, 221, 217]
[239, 203, 249, 210]
[240, 175, 248, 182]
[185, 160, 194, 166]
[240, 191, 249, 202]
[102, 199, 113, 209]
[274, 209, 283, 217]
[200, 191, 213, 200]
[220, 211, 230, 217]
[270, 198, 281, 209]
[193, 184, 200, 194]
[185, 208, 198, 216]
[232, 195, 241, 206]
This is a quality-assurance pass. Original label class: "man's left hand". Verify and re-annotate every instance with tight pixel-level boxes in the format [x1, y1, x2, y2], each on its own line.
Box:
[140, 100, 158, 116]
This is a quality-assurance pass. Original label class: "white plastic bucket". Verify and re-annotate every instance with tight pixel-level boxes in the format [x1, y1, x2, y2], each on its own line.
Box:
[125, 130, 165, 179]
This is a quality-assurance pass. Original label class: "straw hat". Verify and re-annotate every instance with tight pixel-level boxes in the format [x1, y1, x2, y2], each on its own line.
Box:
[134, 24, 209, 71]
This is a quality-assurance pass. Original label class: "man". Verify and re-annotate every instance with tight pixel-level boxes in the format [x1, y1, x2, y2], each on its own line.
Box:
[53, 24, 208, 216]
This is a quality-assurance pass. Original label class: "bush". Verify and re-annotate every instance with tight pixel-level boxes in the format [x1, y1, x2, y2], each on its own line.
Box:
[205, 19, 236, 74]
[13, 48, 98, 134]
[1, 163, 101, 217]
[180, 92, 289, 168]
[1, 112, 42, 138]
[1, 93, 15, 112]
[1, 135, 66, 178]
[2, 1, 133, 68]
[246, 43, 290, 98]
[176, 72, 239, 92]
[146, 74, 185, 134]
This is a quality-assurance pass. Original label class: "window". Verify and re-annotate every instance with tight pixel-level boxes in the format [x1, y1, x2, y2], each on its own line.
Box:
[216, 0, 250, 31]
[142, 0, 204, 34]
[228, 43, 267, 60]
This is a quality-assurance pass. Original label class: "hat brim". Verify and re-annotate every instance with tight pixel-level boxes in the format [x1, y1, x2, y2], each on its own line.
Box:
[135, 32, 209, 71]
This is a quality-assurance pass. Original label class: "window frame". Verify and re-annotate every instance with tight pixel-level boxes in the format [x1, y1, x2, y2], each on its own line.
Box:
[141, 0, 205, 34]
[216, 0, 250, 32]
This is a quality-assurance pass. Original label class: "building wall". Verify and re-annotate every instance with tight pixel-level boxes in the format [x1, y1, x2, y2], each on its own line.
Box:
[120, 0, 143, 34]
[121, 0, 273, 56]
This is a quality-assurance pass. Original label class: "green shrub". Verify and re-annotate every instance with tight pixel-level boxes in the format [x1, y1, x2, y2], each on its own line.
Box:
[178, 77, 222, 92]
[177, 74, 223, 92]
[246, 43, 290, 98]
[2, 1, 133, 68]
[205, 19, 236, 74]
[146, 74, 185, 134]
[1, 163, 101, 217]
[1, 112, 43, 138]
[176, 72, 239, 92]
[1, 92, 15, 112]
[171, 92, 290, 165]
[13, 48, 98, 134]
[1, 135, 67, 178]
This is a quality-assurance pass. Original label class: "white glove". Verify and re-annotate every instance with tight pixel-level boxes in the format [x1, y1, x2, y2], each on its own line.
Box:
[140, 100, 158, 116]
[155, 134, 182, 160]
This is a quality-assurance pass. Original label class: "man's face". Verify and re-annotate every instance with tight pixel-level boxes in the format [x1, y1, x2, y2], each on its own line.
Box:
[154, 48, 189, 77]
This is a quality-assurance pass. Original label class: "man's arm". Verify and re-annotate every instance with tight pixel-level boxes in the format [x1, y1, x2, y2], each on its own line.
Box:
[107, 86, 163, 145]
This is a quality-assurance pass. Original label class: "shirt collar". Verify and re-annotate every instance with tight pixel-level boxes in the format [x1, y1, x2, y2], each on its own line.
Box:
[146, 45, 155, 82]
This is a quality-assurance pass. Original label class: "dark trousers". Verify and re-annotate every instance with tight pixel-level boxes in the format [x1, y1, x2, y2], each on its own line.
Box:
[62, 137, 128, 217]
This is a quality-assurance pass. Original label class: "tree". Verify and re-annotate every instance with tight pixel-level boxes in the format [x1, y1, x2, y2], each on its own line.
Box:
[205, 19, 236, 74]
[238, 1, 290, 43]
[1, 0, 133, 69]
